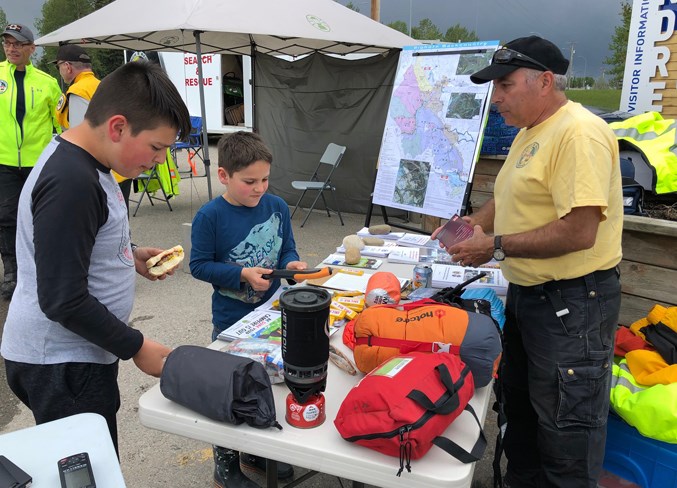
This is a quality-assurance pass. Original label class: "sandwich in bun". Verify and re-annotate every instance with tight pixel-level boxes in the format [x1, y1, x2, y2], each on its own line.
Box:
[146, 245, 184, 277]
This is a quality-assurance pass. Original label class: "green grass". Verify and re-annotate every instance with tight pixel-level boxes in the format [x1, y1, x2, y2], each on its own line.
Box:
[565, 89, 622, 112]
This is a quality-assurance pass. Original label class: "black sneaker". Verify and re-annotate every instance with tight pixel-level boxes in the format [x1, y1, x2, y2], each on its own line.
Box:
[240, 453, 294, 481]
[1, 272, 16, 300]
[213, 447, 259, 488]
[213, 466, 260, 488]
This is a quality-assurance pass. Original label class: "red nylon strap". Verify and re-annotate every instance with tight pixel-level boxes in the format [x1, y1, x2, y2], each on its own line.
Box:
[354, 336, 460, 355]
[367, 298, 444, 311]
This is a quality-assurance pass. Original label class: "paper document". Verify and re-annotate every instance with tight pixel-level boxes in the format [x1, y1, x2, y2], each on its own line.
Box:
[336, 244, 395, 257]
[314, 272, 409, 293]
[431, 263, 508, 295]
[218, 310, 282, 342]
[386, 246, 420, 264]
[396, 233, 438, 249]
[254, 286, 289, 311]
[387, 246, 451, 264]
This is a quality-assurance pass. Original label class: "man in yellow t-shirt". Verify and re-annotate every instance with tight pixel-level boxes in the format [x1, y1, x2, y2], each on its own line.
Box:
[433, 36, 622, 488]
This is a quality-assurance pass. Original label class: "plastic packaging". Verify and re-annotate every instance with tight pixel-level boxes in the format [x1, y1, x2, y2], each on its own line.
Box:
[220, 338, 284, 384]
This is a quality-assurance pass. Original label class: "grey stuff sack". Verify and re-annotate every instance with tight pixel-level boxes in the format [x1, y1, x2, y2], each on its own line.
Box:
[160, 345, 281, 429]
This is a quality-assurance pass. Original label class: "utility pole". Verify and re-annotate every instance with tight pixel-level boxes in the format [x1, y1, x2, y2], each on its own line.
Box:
[371, 0, 380, 21]
[409, 0, 413, 37]
[567, 42, 576, 88]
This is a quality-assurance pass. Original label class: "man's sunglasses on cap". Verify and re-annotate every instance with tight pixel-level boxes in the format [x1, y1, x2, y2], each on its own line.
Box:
[493, 47, 552, 72]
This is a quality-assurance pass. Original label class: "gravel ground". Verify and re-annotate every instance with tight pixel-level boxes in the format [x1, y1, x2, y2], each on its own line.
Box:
[0, 147, 500, 487]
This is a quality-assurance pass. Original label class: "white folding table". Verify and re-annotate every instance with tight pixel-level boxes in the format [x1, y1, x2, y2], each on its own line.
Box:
[138, 259, 493, 488]
[0, 412, 126, 487]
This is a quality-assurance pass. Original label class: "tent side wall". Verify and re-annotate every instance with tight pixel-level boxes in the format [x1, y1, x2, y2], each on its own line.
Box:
[255, 51, 399, 214]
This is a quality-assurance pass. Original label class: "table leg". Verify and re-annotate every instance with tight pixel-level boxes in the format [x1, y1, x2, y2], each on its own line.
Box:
[266, 458, 278, 488]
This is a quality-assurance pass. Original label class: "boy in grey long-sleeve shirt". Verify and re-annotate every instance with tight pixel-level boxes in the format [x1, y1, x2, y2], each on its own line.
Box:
[1, 61, 191, 453]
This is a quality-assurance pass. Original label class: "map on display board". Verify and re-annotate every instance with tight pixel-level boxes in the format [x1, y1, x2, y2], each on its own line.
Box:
[372, 41, 499, 219]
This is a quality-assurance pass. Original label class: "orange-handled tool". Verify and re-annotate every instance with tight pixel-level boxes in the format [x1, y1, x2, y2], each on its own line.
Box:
[262, 267, 333, 281]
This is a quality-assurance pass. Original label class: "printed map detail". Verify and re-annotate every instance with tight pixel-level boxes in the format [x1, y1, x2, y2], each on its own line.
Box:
[372, 42, 498, 219]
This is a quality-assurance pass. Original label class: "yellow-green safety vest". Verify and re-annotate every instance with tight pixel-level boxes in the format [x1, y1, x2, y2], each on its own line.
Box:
[55, 70, 101, 129]
[610, 111, 677, 195]
[136, 149, 181, 197]
[610, 359, 677, 443]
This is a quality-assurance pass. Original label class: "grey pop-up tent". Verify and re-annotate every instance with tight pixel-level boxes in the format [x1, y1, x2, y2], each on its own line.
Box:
[35, 0, 417, 199]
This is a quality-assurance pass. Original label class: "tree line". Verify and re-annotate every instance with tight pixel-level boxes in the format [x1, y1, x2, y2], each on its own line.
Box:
[0, 1, 122, 78]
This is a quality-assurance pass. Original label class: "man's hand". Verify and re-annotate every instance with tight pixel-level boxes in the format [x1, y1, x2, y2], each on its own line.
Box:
[241, 266, 274, 292]
[431, 215, 483, 250]
[447, 225, 494, 268]
[133, 338, 172, 377]
[134, 246, 176, 281]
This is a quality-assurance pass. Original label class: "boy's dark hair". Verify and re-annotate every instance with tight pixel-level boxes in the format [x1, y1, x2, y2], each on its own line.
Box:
[217, 131, 273, 174]
[85, 61, 191, 141]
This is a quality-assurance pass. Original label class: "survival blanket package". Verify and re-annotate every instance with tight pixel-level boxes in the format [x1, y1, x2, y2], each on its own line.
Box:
[334, 351, 486, 476]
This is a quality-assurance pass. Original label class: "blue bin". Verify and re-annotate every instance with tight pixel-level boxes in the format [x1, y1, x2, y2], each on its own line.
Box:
[481, 107, 518, 155]
[603, 414, 677, 488]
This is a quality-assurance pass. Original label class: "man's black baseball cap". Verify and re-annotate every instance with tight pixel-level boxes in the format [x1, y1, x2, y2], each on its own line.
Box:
[470, 36, 570, 84]
[51, 44, 92, 64]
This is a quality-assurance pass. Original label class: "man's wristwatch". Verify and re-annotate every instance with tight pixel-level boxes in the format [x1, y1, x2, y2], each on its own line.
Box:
[493, 235, 506, 261]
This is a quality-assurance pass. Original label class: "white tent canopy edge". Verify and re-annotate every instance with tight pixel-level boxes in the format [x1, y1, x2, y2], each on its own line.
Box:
[35, 0, 418, 199]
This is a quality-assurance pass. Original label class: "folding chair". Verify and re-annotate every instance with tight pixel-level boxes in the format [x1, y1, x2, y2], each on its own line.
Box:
[290, 143, 347, 228]
[130, 149, 178, 217]
[171, 115, 205, 176]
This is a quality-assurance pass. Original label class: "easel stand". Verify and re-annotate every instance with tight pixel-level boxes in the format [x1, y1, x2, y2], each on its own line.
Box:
[364, 178, 475, 234]
[364, 202, 427, 234]
[362, 41, 496, 237]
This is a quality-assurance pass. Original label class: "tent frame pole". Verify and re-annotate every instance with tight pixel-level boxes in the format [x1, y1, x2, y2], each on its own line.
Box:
[193, 30, 213, 200]
[251, 41, 257, 131]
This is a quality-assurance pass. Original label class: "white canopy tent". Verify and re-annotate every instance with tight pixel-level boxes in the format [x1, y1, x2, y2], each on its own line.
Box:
[36, 0, 417, 199]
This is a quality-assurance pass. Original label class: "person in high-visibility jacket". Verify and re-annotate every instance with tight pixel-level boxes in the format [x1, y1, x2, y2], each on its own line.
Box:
[51, 45, 133, 208]
[0, 23, 62, 300]
[52, 44, 100, 130]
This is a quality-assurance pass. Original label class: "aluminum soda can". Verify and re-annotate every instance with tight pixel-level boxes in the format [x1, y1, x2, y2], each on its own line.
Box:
[412, 265, 432, 289]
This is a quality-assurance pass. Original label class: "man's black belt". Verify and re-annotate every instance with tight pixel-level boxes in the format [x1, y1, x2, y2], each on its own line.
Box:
[517, 266, 620, 291]
[544, 266, 620, 291]
[516, 266, 620, 318]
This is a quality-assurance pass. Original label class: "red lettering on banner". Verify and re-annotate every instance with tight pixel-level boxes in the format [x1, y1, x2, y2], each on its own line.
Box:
[184, 54, 214, 65]
[185, 78, 213, 86]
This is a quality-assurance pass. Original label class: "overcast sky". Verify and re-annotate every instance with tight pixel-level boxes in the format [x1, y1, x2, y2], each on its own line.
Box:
[2, 0, 625, 79]
[0, 0, 44, 31]
[342, 0, 625, 79]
